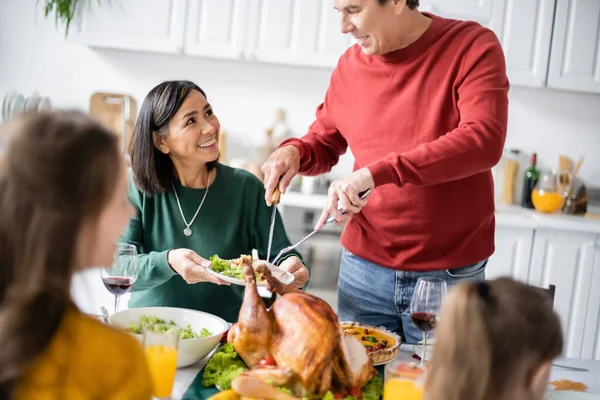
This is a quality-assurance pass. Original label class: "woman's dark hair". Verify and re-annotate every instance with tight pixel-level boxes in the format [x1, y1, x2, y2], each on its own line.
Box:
[377, 0, 419, 9]
[0, 110, 121, 398]
[130, 80, 218, 196]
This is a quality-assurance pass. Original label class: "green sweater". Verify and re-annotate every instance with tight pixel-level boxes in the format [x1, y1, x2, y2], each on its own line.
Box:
[122, 164, 308, 323]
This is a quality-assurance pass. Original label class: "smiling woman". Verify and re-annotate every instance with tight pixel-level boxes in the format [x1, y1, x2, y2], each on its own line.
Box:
[124, 80, 310, 323]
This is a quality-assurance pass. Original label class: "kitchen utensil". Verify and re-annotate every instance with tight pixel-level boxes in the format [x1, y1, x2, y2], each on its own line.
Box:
[231, 375, 300, 400]
[89, 92, 136, 155]
[551, 363, 589, 372]
[563, 157, 586, 214]
[100, 306, 109, 323]
[499, 158, 519, 205]
[266, 187, 281, 264]
[269, 187, 373, 266]
[573, 157, 584, 177]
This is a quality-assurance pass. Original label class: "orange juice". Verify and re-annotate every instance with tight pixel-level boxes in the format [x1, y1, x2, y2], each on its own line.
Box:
[145, 345, 178, 398]
[383, 378, 423, 400]
[532, 190, 564, 213]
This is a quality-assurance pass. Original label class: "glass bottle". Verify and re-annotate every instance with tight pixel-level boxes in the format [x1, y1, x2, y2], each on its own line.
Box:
[520, 153, 540, 209]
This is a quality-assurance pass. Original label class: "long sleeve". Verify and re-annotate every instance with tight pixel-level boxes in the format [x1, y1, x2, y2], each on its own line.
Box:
[121, 175, 176, 292]
[279, 68, 348, 176]
[366, 31, 509, 188]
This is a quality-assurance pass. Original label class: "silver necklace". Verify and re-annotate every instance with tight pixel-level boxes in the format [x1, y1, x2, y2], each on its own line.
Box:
[171, 170, 212, 237]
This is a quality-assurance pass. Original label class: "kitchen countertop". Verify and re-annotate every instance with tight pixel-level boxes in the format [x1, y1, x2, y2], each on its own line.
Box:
[279, 192, 600, 234]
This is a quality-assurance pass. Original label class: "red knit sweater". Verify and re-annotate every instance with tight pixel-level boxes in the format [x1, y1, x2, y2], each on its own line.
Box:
[281, 13, 509, 271]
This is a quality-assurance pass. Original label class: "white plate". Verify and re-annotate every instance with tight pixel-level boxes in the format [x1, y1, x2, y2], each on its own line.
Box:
[207, 265, 294, 287]
[413, 338, 436, 361]
[546, 392, 600, 399]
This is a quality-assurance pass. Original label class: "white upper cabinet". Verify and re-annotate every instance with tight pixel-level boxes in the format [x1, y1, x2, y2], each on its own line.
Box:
[421, 0, 556, 88]
[420, 0, 500, 27]
[547, 0, 600, 94]
[244, 0, 352, 68]
[69, 0, 187, 54]
[184, 0, 248, 59]
[496, 0, 556, 87]
[65, 0, 600, 94]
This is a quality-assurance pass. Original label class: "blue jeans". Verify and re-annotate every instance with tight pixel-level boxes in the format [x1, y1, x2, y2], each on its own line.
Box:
[337, 248, 487, 344]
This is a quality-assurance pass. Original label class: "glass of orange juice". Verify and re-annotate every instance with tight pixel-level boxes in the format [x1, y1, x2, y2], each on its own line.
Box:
[143, 323, 180, 399]
[384, 361, 425, 400]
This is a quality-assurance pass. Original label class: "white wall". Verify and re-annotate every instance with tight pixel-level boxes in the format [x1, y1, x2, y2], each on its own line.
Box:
[1, 0, 600, 184]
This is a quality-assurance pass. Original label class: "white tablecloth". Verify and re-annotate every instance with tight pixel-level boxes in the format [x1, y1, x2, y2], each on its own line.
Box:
[170, 344, 600, 399]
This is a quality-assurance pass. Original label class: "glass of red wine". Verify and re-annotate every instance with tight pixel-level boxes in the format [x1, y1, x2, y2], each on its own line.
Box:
[100, 243, 139, 314]
[410, 277, 447, 366]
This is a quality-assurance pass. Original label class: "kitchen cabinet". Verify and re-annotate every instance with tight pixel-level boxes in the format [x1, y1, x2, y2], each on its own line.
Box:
[495, 0, 556, 87]
[587, 240, 600, 360]
[485, 225, 534, 282]
[184, 0, 248, 59]
[244, 0, 352, 68]
[421, 0, 556, 88]
[67, 0, 600, 94]
[419, 0, 501, 27]
[528, 228, 598, 359]
[547, 0, 600, 94]
[69, 0, 187, 54]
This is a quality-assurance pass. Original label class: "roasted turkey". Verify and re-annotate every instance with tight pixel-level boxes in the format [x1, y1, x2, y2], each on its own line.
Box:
[227, 256, 376, 397]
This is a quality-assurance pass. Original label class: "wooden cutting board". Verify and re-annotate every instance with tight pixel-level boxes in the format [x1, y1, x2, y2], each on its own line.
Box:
[89, 92, 136, 155]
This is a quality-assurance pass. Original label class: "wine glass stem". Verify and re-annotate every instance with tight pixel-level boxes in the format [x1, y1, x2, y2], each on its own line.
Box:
[114, 295, 120, 314]
[421, 332, 428, 367]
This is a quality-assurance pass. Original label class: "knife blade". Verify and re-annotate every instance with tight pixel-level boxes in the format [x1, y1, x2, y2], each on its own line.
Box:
[269, 187, 374, 266]
[265, 186, 281, 265]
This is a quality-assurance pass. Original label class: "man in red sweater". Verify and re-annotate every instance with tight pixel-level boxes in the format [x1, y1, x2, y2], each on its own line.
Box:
[262, 0, 509, 342]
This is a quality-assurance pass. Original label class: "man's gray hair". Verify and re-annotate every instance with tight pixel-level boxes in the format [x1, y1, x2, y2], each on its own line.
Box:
[376, 0, 419, 9]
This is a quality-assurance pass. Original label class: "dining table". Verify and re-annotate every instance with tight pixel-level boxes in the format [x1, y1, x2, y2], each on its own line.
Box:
[170, 343, 600, 400]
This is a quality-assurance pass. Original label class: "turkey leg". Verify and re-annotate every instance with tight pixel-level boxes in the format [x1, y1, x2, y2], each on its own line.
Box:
[227, 255, 274, 367]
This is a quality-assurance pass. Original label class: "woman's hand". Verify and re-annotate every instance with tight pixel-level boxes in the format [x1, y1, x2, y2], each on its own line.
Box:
[278, 256, 309, 289]
[167, 248, 230, 285]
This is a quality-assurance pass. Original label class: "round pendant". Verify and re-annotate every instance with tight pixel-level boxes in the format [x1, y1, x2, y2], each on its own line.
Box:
[183, 227, 192, 237]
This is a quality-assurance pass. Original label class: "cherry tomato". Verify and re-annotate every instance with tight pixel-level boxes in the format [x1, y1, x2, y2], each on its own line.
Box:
[333, 393, 344, 399]
[348, 387, 362, 399]
[259, 355, 277, 366]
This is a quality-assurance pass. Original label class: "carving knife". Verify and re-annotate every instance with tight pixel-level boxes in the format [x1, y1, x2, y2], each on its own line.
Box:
[265, 186, 281, 265]
[269, 187, 374, 266]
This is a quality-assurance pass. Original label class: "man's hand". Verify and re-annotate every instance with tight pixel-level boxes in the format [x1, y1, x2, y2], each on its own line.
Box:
[315, 167, 375, 230]
[278, 256, 310, 288]
[261, 146, 301, 206]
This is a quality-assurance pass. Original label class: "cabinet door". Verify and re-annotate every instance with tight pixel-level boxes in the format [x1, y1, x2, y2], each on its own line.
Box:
[69, 0, 187, 54]
[497, 0, 556, 87]
[419, 0, 502, 29]
[421, 0, 555, 88]
[184, 0, 248, 59]
[486, 226, 534, 282]
[529, 229, 597, 359]
[585, 240, 600, 360]
[547, 0, 600, 94]
[245, 0, 353, 68]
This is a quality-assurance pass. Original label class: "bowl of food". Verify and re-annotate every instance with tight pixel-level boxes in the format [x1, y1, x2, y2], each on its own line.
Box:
[108, 306, 229, 368]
